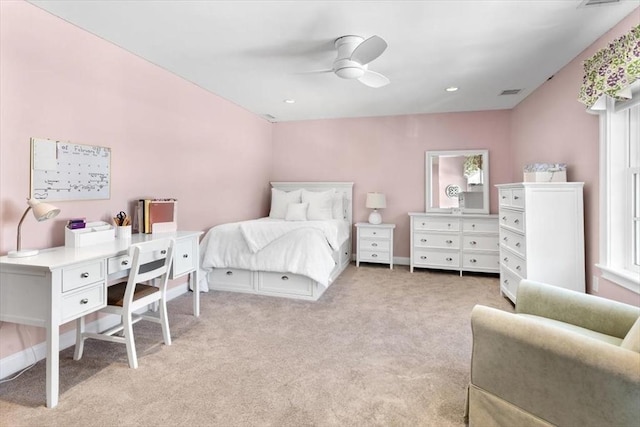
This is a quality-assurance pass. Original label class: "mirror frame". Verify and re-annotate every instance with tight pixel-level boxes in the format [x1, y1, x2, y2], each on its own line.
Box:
[425, 149, 490, 214]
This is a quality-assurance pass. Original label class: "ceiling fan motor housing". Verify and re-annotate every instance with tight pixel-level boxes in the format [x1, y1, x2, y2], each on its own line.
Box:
[333, 35, 366, 79]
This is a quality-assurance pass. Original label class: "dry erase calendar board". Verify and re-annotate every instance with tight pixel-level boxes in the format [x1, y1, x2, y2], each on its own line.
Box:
[30, 137, 111, 202]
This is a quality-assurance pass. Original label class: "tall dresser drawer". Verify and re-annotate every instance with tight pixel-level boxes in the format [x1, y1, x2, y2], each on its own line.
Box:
[500, 228, 526, 257]
[413, 217, 460, 232]
[500, 268, 522, 302]
[499, 210, 525, 233]
[501, 251, 527, 277]
[413, 249, 459, 268]
[414, 232, 459, 249]
[62, 261, 105, 292]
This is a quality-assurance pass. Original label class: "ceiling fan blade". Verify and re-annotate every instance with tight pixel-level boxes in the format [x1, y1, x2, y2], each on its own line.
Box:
[358, 70, 390, 88]
[295, 69, 333, 75]
[350, 35, 387, 65]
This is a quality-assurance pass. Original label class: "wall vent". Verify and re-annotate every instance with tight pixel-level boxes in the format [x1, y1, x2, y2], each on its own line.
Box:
[499, 89, 522, 96]
[578, 0, 620, 8]
[263, 114, 277, 121]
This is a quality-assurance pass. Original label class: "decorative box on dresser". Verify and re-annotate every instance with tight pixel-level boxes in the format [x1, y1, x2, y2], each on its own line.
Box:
[408, 213, 500, 276]
[496, 182, 585, 303]
[355, 223, 395, 269]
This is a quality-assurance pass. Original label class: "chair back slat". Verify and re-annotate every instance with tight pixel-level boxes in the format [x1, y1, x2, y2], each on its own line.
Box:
[123, 238, 175, 307]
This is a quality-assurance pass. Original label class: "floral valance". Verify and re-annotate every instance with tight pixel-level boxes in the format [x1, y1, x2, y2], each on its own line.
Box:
[463, 155, 483, 178]
[578, 24, 640, 108]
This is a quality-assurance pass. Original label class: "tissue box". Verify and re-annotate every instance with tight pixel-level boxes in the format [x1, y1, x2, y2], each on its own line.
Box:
[65, 221, 115, 247]
[523, 163, 567, 183]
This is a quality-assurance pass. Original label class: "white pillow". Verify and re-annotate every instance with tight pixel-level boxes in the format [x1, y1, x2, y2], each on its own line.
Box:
[302, 189, 334, 220]
[269, 188, 302, 219]
[285, 203, 308, 221]
[332, 192, 344, 219]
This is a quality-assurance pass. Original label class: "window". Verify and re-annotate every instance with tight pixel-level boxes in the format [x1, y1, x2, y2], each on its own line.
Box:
[597, 90, 640, 293]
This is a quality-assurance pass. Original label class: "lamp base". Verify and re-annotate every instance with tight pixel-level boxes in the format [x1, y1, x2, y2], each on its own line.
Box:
[8, 249, 39, 258]
[368, 210, 382, 225]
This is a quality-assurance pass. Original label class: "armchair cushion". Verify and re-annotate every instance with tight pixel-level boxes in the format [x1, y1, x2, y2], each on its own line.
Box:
[621, 316, 640, 352]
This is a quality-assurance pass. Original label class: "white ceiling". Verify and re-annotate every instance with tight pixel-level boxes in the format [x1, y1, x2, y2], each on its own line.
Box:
[28, 0, 639, 122]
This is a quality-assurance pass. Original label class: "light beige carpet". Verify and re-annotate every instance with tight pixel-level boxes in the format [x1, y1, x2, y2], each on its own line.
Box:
[0, 264, 513, 427]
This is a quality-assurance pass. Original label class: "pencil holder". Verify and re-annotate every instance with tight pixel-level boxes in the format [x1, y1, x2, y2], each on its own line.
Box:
[116, 225, 132, 240]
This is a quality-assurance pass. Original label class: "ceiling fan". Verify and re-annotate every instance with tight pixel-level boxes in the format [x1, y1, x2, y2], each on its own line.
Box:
[313, 35, 390, 88]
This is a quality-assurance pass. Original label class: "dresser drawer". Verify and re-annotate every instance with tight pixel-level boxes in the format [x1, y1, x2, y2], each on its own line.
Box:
[500, 251, 527, 277]
[359, 227, 391, 239]
[414, 232, 459, 249]
[413, 249, 459, 268]
[500, 268, 522, 303]
[61, 282, 105, 322]
[500, 228, 526, 257]
[210, 268, 253, 291]
[413, 217, 460, 232]
[511, 188, 525, 208]
[499, 189, 513, 207]
[62, 260, 105, 293]
[172, 237, 197, 278]
[359, 250, 390, 263]
[499, 210, 525, 233]
[463, 235, 499, 251]
[257, 271, 314, 297]
[360, 239, 390, 251]
[462, 218, 498, 233]
[463, 253, 500, 271]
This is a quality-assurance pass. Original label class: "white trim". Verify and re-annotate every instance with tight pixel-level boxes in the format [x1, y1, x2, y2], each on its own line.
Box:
[597, 264, 640, 294]
[0, 282, 189, 380]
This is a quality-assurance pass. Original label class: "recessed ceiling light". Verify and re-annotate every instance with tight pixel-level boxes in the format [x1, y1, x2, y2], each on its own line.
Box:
[284, 99, 295, 104]
[445, 86, 458, 92]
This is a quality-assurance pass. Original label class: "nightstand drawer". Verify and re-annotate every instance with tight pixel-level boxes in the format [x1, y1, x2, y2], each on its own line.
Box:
[61, 282, 105, 322]
[359, 250, 391, 263]
[359, 228, 391, 239]
[62, 260, 105, 293]
[360, 239, 390, 251]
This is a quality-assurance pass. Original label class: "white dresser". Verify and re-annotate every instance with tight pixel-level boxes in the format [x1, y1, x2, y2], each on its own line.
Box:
[356, 223, 395, 269]
[496, 183, 585, 303]
[408, 213, 499, 276]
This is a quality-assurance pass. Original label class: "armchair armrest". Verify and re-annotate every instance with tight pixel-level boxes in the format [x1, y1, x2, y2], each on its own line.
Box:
[470, 305, 640, 427]
[516, 280, 639, 338]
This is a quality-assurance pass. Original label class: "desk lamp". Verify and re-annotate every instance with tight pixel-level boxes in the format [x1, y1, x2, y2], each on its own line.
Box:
[8, 198, 61, 258]
[366, 192, 386, 224]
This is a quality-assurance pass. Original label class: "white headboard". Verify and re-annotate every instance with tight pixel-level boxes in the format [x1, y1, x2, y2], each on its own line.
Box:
[270, 181, 354, 224]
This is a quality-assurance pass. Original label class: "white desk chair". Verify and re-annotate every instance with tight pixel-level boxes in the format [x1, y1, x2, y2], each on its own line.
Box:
[74, 238, 175, 369]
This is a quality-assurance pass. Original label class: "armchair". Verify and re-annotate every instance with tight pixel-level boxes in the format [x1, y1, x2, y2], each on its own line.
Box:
[467, 279, 640, 427]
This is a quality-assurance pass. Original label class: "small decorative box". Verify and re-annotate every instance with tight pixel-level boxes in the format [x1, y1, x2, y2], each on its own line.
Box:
[523, 163, 567, 182]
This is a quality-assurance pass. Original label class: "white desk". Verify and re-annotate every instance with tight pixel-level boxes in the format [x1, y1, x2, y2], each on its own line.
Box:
[0, 231, 203, 408]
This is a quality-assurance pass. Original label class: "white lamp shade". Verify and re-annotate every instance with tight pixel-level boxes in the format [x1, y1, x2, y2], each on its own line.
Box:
[28, 198, 61, 221]
[366, 193, 386, 209]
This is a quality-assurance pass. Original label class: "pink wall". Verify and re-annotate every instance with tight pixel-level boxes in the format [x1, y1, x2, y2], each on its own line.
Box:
[0, 2, 272, 358]
[271, 111, 512, 257]
[510, 9, 640, 305]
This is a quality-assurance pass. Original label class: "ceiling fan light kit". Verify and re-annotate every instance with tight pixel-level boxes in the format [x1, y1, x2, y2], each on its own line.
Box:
[329, 35, 390, 88]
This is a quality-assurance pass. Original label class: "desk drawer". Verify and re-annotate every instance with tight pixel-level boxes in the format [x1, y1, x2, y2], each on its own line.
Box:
[61, 282, 105, 322]
[62, 260, 105, 292]
[108, 255, 132, 275]
[172, 237, 197, 278]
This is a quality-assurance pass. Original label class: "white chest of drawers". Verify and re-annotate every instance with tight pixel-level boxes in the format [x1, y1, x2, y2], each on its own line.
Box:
[409, 213, 499, 276]
[356, 223, 395, 269]
[496, 183, 585, 303]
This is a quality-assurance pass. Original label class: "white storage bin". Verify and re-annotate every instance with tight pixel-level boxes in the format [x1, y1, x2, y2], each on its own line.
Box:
[65, 221, 115, 247]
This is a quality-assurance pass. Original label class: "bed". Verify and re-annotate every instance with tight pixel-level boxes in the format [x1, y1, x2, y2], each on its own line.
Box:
[198, 182, 353, 301]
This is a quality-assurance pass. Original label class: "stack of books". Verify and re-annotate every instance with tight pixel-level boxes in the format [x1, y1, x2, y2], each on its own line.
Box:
[136, 198, 177, 234]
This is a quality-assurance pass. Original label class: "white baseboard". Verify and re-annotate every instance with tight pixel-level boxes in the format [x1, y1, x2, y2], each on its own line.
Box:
[351, 254, 410, 266]
[0, 282, 189, 380]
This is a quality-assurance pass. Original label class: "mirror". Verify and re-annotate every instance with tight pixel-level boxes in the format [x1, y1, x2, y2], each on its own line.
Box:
[425, 149, 489, 214]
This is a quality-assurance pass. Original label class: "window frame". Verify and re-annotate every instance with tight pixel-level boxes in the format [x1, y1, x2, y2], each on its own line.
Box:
[596, 94, 640, 293]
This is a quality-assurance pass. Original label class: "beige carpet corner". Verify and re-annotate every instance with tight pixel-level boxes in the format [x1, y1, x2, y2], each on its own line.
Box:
[0, 264, 513, 427]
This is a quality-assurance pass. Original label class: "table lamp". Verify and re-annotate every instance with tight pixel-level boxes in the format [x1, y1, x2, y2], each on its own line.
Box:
[8, 198, 61, 258]
[366, 192, 386, 225]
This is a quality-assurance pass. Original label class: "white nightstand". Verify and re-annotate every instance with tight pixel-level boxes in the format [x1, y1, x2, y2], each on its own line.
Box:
[355, 223, 395, 269]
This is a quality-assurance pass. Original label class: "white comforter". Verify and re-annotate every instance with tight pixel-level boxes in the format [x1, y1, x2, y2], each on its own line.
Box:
[199, 218, 350, 290]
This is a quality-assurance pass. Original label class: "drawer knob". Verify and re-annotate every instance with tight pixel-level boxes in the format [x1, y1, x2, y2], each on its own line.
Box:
[161, 250, 167, 254]
[421, 222, 425, 226]
[471, 224, 476, 228]
[183, 254, 189, 258]
[373, 232, 377, 235]
[514, 196, 520, 200]
[503, 257, 509, 262]
[514, 219, 520, 224]
[515, 242, 521, 247]
[501, 195, 507, 199]
[470, 241, 477, 245]
[446, 257, 453, 262]
[372, 254, 378, 258]
[420, 256, 427, 260]
[503, 236, 508, 241]
[470, 258, 477, 263]
[446, 240, 453, 244]
[516, 265, 522, 271]
[372, 243, 378, 247]
[447, 223, 451, 228]
[121, 260, 129, 266]
[281, 275, 289, 281]
[81, 272, 89, 278]
[226, 271, 233, 276]
[502, 216, 507, 221]
[421, 238, 427, 242]
[504, 279, 509, 285]
[80, 298, 89, 305]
